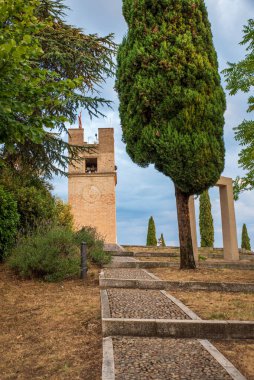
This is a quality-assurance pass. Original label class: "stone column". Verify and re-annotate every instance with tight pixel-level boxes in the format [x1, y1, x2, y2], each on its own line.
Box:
[217, 177, 239, 261]
[189, 196, 198, 262]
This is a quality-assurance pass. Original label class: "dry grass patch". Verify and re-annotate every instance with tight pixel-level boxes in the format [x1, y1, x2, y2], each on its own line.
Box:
[169, 290, 254, 320]
[150, 267, 254, 283]
[0, 265, 102, 380]
[213, 341, 254, 380]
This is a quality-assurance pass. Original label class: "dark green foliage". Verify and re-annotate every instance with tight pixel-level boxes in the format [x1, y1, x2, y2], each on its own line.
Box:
[0, 186, 19, 261]
[146, 217, 157, 246]
[8, 227, 79, 281]
[16, 186, 55, 234]
[223, 20, 254, 198]
[30, 0, 116, 178]
[0, 166, 55, 234]
[160, 233, 166, 247]
[0, 0, 80, 151]
[0, 165, 74, 236]
[75, 227, 111, 266]
[116, 0, 225, 195]
[1, 0, 116, 178]
[199, 190, 214, 247]
[8, 225, 111, 280]
[241, 223, 251, 251]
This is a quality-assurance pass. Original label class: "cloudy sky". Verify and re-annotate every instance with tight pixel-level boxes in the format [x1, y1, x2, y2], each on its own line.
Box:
[53, 0, 254, 247]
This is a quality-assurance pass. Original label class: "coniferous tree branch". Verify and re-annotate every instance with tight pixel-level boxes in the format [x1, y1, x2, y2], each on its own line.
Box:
[0, 0, 116, 178]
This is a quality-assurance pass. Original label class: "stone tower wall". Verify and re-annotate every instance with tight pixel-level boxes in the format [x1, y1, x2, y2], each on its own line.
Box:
[68, 128, 117, 243]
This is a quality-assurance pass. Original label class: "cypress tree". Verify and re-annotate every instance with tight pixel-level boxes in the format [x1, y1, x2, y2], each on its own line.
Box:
[146, 217, 157, 246]
[116, 0, 225, 269]
[241, 224, 251, 251]
[161, 233, 166, 247]
[199, 190, 214, 247]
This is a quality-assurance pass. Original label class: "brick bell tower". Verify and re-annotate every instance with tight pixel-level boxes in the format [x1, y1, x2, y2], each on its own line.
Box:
[68, 120, 117, 244]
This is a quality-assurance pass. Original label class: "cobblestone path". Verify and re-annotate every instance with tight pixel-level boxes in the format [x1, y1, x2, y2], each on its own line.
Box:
[107, 289, 190, 319]
[103, 268, 152, 279]
[102, 266, 245, 380]
[113, 337, 232, 380]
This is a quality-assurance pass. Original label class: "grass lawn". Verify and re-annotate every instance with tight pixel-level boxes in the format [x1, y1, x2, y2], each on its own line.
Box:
[169, 290, 254, 320]
[0, 265, 102, 380]
[213, 341, 254, 380]
[149, 267, 254, 283]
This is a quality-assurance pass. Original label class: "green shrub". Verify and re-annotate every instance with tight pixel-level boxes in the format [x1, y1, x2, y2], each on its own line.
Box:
[54, 198, 74, 229]
[146, 217, 157, 246]
[75, 226, 111, 266]
[16, 186, 55, 234]
[0, 186, 19, 261]
[8, 227, 80, 281]
[0, 166, 56, 235]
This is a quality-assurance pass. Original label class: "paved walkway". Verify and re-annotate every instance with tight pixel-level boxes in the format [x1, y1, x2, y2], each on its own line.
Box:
[113, 337, 232, 380]
[102, 259, 246, 380]
[107, 289, 190, 319]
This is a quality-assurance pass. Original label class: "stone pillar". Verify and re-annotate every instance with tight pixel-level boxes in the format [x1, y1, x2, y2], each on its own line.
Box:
[216, 177, 239, 261]
[189, 196, 198, 262]
[189, 177, 239, 262]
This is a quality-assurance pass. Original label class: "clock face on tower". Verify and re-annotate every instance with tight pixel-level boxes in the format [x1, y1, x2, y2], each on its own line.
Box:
[83, 185, 101, 203]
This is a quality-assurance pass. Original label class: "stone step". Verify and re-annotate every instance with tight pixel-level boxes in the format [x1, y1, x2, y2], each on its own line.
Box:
[102, 317, 254, 340]
[100, 277, 254, 293]
[101, 267, 248, 380]
[107, 260, 254, 270]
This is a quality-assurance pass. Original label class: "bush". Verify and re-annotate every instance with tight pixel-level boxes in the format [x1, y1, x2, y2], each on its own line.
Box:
[0, 166, 56, 235]
[0, 186, 19, 261]
[8, 227, 80, 281]
[8, 224, 111, 281]
[75, 226, 111, 266]
[54, 198, 74, 229]
[16, 186, 55, 234]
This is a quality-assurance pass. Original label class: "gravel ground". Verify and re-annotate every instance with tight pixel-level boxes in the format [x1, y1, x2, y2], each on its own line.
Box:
[113, 337, 232, 380]
[103, 269, 153, 280]
[107, 289, 190, 319]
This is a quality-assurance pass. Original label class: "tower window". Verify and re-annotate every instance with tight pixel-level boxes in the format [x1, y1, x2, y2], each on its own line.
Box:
[85, 158, 97, 173]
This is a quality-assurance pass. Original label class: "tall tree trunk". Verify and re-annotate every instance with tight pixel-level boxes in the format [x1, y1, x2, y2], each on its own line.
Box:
[175, 185, 196, 269]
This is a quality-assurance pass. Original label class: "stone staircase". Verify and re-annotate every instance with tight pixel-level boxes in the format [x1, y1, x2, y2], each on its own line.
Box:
[100, 257, 248, 380]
